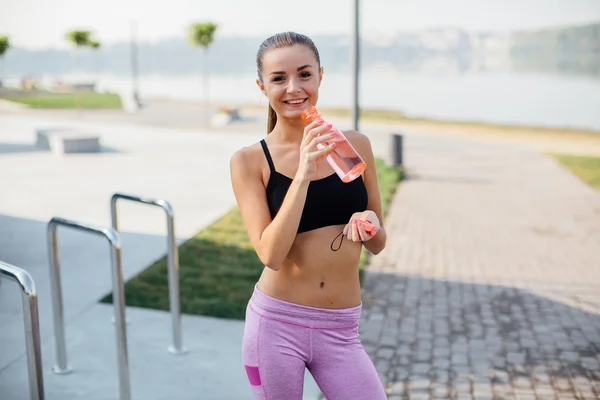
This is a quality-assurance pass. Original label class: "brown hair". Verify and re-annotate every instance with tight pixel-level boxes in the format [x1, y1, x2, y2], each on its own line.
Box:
[256, 32, 321, 133]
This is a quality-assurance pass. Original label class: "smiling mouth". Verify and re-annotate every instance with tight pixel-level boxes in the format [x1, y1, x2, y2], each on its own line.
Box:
[283, 98, 307, 105]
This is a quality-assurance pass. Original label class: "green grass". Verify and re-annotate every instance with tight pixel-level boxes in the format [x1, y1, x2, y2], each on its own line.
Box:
[551, 153, 600, 190]
[100, 158, 403, 320]
[3, 92, 122, 109]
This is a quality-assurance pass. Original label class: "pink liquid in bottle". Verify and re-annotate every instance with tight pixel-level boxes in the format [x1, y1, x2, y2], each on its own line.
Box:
[301, 106, 367, 183]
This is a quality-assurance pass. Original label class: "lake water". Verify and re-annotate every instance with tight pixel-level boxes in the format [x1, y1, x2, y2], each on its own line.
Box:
[54, 70, 600, 131]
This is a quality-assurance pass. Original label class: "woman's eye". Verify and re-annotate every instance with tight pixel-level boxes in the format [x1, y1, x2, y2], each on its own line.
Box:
[300, 72, 311, 78]
[272, 76, 285, 82]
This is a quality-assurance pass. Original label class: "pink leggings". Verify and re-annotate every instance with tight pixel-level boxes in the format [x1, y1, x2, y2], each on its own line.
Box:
[242, 286, 387, 400]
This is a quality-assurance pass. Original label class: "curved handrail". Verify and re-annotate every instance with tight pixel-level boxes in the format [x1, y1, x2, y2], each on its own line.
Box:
[47, 217, 131, 400]
[0, 261, 45, 400]
[0, 261, 37, 296]
[110, 192, 185, 354]
[48, 217, 121, 248]
[110, 193, 174, 219]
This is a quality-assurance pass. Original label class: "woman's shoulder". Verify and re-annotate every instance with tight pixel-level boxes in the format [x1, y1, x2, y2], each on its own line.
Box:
[230, 139, 265, 162]
[341, 129, 373, 154]
[230, 139, 266, 177]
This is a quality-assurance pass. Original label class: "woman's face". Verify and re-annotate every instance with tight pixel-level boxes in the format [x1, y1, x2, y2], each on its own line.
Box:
[257, 44, 323, 121]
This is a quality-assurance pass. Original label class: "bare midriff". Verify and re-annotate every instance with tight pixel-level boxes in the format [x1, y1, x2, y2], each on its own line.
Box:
[256, 224, 363, 309]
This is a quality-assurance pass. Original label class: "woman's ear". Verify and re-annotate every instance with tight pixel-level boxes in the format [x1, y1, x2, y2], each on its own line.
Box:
[256, 79, 266, 96]
[319, 66, 324, 83]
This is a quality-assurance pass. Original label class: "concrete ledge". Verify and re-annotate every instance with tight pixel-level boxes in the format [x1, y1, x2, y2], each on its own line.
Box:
[35, 128, 101, 154]
[211, 107, 242, 127]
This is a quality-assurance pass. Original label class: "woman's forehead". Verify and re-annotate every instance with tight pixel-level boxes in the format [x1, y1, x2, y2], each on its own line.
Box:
[262, 45, 317, 71]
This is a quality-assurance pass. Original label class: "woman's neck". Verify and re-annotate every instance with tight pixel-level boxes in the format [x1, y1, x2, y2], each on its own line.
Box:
[271, 117, 306, 144]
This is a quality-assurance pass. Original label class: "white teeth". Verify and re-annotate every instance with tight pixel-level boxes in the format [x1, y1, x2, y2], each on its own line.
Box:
[286, 99, 305, 104]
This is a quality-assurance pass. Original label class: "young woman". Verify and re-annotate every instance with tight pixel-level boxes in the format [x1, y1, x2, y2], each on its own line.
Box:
[229, 31, 388, 400]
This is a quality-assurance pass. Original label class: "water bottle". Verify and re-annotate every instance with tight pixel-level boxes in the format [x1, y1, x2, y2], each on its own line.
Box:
[301, 106, 367, 183]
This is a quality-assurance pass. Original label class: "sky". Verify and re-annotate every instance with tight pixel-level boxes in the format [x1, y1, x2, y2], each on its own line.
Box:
[2, 0, 600, 49]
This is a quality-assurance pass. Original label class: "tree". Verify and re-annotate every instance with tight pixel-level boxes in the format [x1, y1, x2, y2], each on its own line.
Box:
[188, 22, 218, 125]
[0, 36, 10, 88]
[65, 31, 100, 49]
[65, 30, 101, 112]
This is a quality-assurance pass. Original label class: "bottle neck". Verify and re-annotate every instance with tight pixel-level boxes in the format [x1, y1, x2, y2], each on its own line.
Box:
[303, 111, 322, 125]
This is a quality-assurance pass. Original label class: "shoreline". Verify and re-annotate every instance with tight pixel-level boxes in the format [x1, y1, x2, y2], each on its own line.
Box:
[149, 97, 600, 156]
[149, 97, 600, 137]
[3, 93, 599, 137]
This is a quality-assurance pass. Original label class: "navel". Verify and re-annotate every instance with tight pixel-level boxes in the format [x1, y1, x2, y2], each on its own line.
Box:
[320, 281, 325, 288]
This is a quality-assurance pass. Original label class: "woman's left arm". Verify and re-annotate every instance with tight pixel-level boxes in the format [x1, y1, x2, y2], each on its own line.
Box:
[342, 131, 387, 255]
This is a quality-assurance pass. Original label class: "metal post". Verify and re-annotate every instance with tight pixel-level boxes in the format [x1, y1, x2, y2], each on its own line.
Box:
[392, 133, 403, 167]
[130, 19, 140, 108]
[0, 261, 45, 400]
[350, 0, 360, 131]
[47, 217, 131, 400]
[110, 192, 186, 354]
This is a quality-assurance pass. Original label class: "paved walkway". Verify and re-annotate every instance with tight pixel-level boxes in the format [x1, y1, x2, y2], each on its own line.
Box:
[359, 135, 600, 399]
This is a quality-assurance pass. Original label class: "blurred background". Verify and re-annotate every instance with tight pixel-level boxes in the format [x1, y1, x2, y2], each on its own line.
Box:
[1, 0, 600, 129]
[1, 1, 599, 400]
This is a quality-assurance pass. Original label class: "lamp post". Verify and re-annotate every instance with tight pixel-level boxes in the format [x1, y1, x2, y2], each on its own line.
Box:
[130, 19, 140, 108]
[350, 0, 360, 131]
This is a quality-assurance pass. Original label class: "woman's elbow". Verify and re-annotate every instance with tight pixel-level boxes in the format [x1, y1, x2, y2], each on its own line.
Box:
[368, 236, 387, 255]
[257, 251, 282, 272]
[375, 247, 386, 256]
[369, 245, 384, 256]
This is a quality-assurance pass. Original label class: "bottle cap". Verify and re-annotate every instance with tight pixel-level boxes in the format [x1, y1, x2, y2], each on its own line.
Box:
[301, 106, 321, 125]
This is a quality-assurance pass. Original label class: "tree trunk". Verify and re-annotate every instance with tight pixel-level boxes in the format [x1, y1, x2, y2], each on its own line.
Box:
[203, 47, 209, 126]
[74, 49, 82, 118]
[0, 57, 4, 88]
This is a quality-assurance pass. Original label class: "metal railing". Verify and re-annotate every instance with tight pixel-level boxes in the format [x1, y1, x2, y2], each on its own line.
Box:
[47, 217, 131, 400]
[110, 192, 186, 354]
[0, 261, 45, 400]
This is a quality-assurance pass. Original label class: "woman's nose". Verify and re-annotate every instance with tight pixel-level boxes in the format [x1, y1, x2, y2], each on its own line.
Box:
[286, 78, 301, 94]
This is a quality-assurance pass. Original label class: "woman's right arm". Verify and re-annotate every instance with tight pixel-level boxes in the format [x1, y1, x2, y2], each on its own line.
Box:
[229, 121, 335, 271]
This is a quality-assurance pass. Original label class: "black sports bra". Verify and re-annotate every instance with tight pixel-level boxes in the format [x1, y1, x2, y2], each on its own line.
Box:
[260, 139, 368, 234]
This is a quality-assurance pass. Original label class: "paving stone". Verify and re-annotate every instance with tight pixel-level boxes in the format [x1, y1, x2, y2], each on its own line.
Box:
[456, 395, 473, 400]
[410, 378, 431, 391]
[432, 384, 448, 398]
[408, 390, 430, 400]
[377, 347, 395, 360]
[412, 363, 430, 375]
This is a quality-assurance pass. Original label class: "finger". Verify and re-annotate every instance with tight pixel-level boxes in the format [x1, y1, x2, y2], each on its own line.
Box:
[352, 223, 361, 242]
[301, 120, 324, 148]
[310, 124, 333, 146]
[303, 121, 330, 142]
[346, 220, 353, 240]
[357, 223, 369, 241]
[303, 120, 323, 137]
[311, 131, 336, 146]
[310, 122, 333, 137]
[309, 142, 336, 160]
[351, 220, 361, 242]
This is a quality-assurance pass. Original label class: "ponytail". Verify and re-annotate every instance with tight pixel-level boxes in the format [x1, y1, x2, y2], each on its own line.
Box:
[267, 103, 277, 134]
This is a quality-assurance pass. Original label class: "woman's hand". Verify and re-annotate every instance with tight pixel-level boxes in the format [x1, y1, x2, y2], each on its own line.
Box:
[343, 210, 381, 243]
[295, 120, 337, 184]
